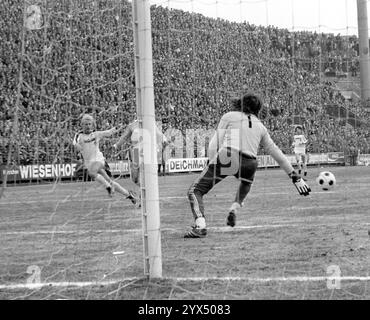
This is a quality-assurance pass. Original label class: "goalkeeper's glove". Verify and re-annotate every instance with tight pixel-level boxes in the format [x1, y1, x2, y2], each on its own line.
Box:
[289, 171, 311, 196]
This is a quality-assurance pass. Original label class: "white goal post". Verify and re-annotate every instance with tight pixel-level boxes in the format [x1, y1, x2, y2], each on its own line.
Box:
[132, 0, 162, 279]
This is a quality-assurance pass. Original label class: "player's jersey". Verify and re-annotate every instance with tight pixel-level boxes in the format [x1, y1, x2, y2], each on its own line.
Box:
[115, 120, 167, 163]
[293, 134, 308, 154]
[73, 129, 115, 163]
[128, 120, 141, 146]
[208, 111, 294, 175]
[126, 120, 166, 146]
[213, 112, 277, 157]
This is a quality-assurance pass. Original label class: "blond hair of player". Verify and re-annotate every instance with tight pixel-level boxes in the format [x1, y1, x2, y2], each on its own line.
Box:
[73, 114, 139, 206]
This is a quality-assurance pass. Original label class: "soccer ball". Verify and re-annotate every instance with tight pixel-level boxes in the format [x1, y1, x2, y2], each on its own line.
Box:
[316, 171, 336, 191]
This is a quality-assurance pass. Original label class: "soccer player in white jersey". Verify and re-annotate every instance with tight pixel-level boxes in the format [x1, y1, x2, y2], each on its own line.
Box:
[73, 114, 139, 206]
[292, 126, 309, 180]
[113, 119, 169, 186]
[184, 93, 311, 238]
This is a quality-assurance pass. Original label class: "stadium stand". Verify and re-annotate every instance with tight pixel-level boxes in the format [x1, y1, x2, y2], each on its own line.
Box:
[1, 0, 370, 168]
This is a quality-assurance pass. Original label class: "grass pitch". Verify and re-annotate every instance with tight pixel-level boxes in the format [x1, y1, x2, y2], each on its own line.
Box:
[1, 165, 370, 299]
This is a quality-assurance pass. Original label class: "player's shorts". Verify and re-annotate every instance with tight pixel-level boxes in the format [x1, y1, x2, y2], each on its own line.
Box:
[294, 147, 306, 154]
[84, 154, 105, 173]
[192, 147, 258, 196]
[295, 152, 308, 163]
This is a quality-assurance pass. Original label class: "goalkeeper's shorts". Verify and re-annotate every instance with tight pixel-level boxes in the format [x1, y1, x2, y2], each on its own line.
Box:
[192, 147, 258, 195]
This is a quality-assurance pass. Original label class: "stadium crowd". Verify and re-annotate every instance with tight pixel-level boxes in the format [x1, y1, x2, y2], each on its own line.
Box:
[1, 0, 370, 167]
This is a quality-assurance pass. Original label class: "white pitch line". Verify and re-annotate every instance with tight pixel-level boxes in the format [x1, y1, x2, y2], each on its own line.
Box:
[171, 276, 370, 282]
[0, 280, 126, 290]
[291, 204, 368, 210]
[3, 225, 290, 236]
[0, 198, 115, 205]
[0, 191, 335, 205]
[169, 276, 370, 282]
[0, 191, 346, 205]
[2, 275, 370, 290]
[3, 222, 370, 236]
[2, 229, 121, 236]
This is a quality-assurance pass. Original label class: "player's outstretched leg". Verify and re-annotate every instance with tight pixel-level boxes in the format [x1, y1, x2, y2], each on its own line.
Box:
[97, 168, 115, 197]
[95, 173, 113, 196]
[227, 181, 252, 227]
[88, 164, 113, 197]
[97, 165, 139, 206]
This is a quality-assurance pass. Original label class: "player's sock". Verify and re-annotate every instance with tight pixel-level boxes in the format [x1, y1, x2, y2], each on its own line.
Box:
[229, 202, 241, 212]
[195, 217, 206, 229]
[95, 174, 110, 188]
[298, 169, 301, 175]
[110, 181, 129, 197]
[304, 171, 307, 177]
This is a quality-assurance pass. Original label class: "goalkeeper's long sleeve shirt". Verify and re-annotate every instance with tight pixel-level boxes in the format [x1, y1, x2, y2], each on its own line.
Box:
[208, 111, 294, 175]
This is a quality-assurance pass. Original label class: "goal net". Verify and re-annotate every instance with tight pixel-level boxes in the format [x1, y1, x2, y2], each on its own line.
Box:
[1, 0, 142, 299]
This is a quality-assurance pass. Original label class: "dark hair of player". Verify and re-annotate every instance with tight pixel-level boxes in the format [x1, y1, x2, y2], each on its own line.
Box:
[231, 93, 263, 116]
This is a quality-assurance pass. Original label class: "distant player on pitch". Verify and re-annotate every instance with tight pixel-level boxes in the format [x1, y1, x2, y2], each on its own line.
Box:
[292, 126, 309, 180]
[184, 93, 311, 238]
[73, 114, 139, 206]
